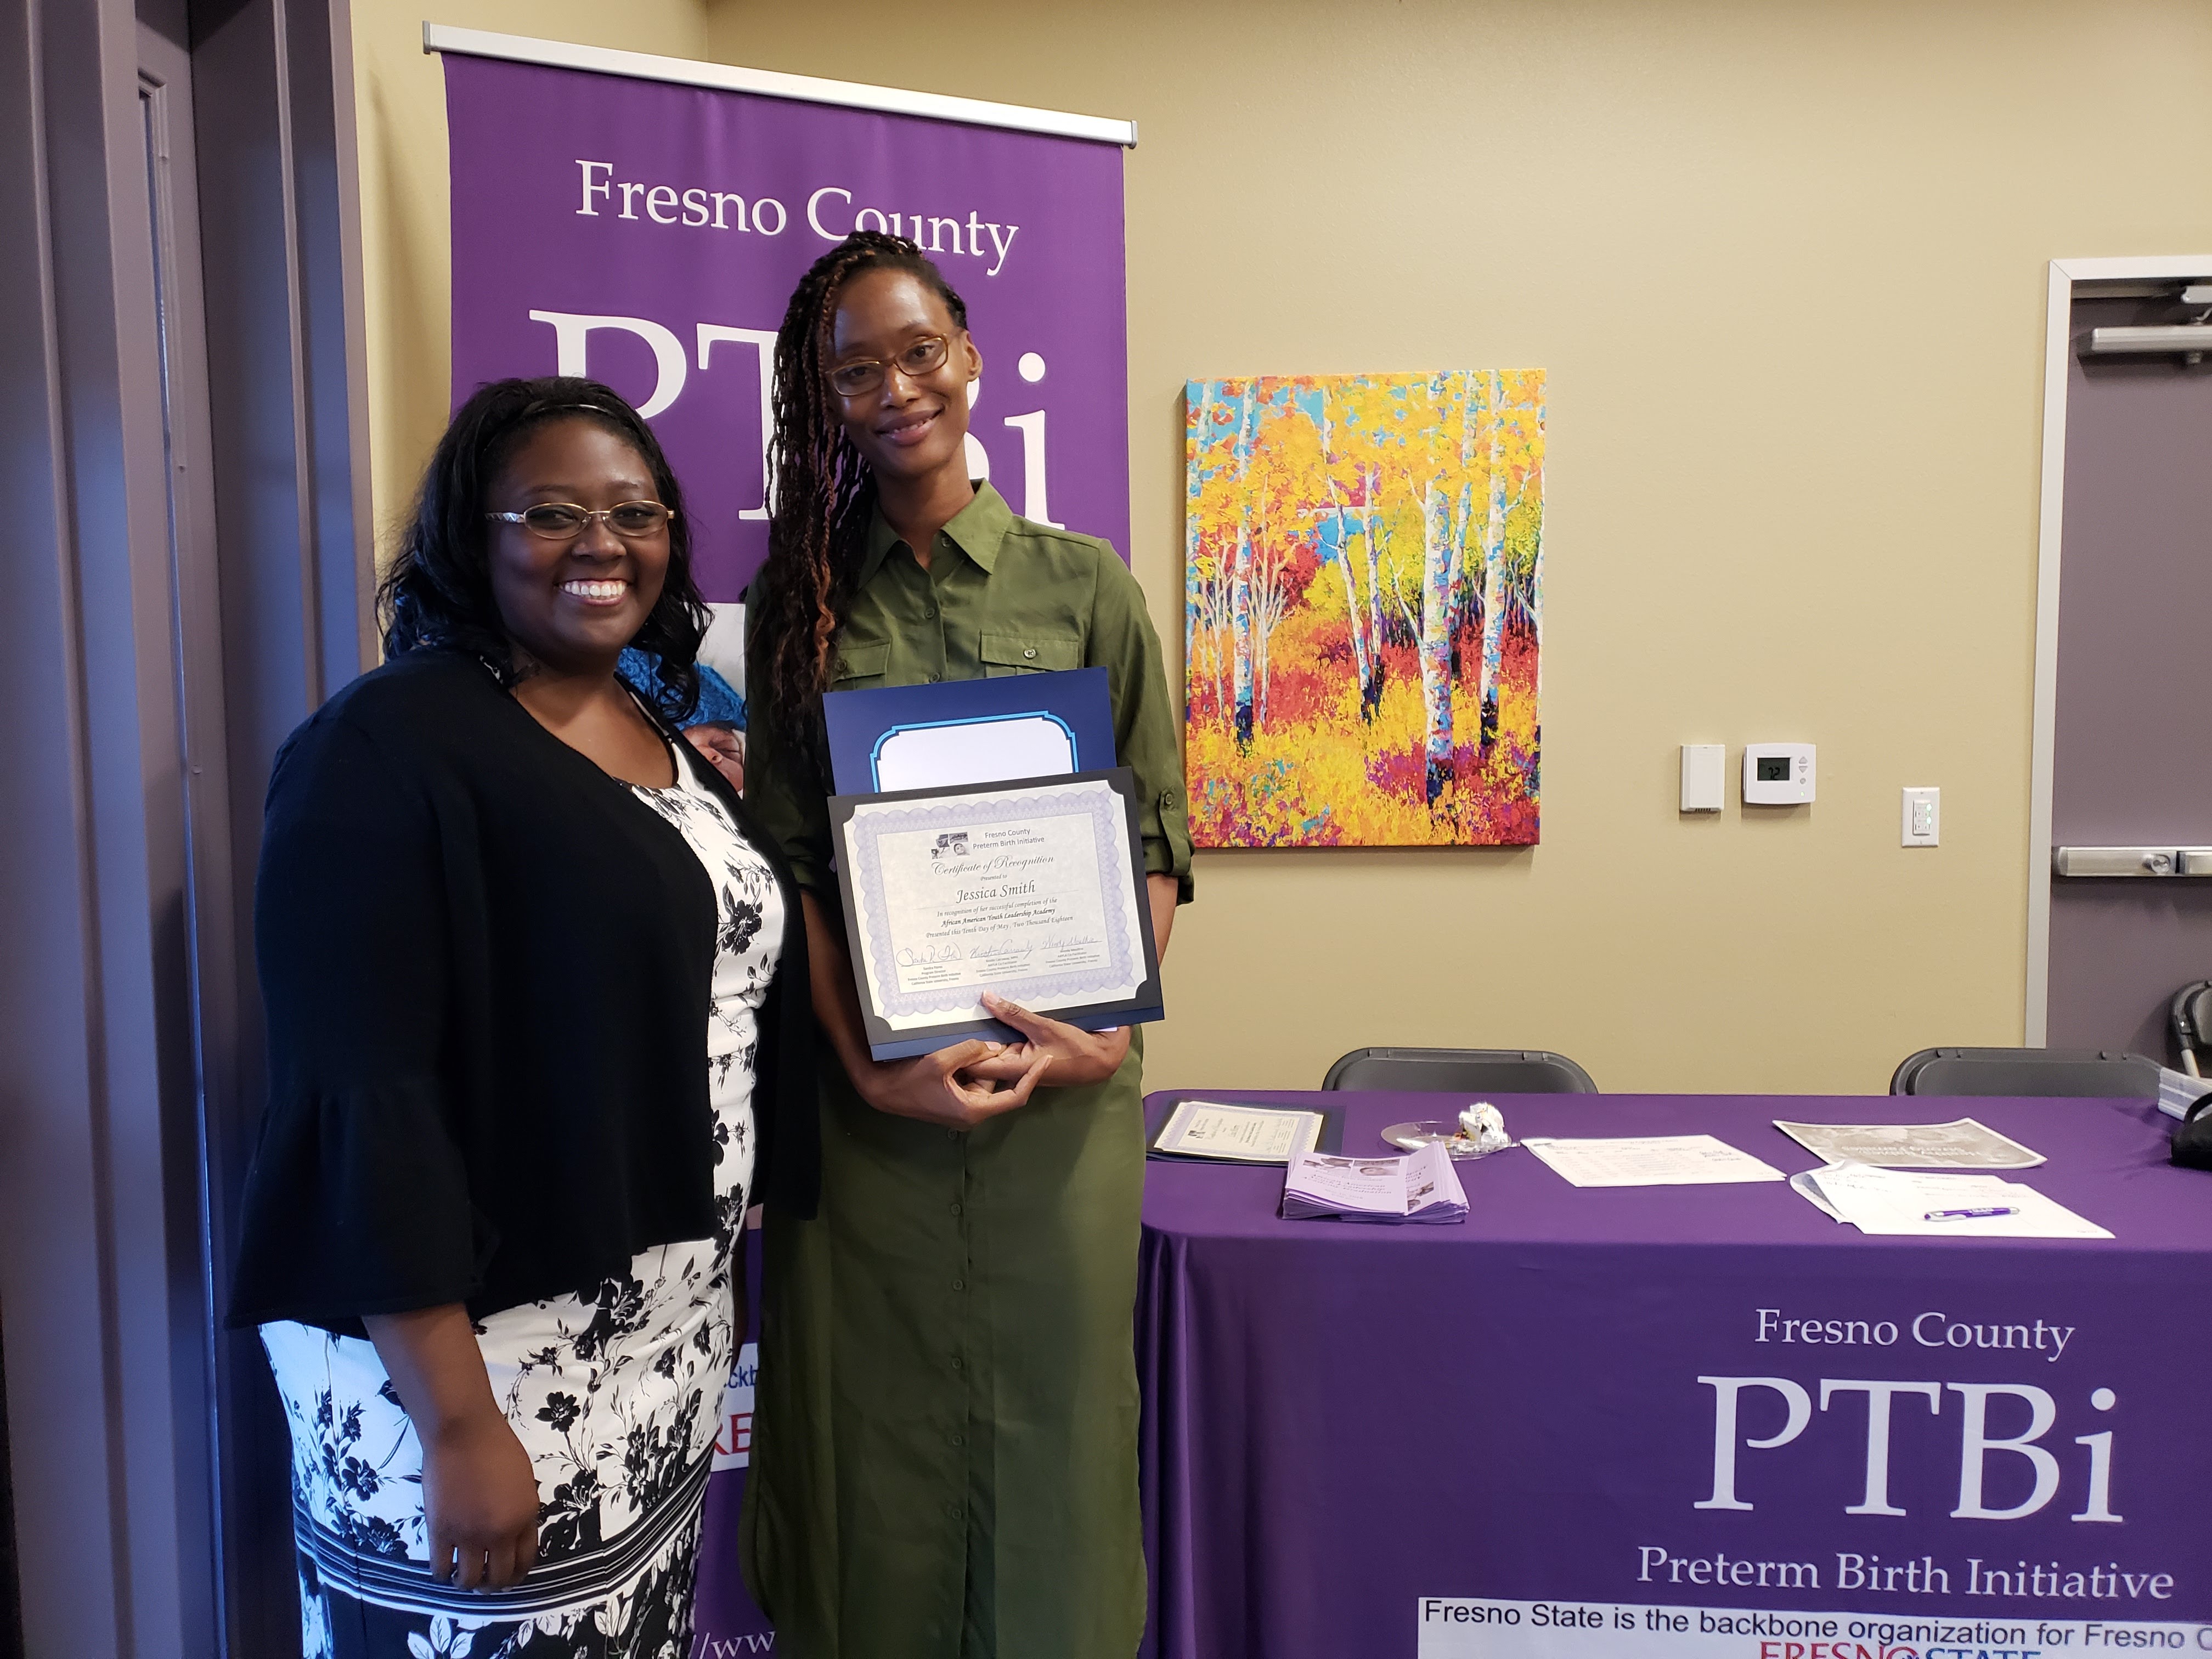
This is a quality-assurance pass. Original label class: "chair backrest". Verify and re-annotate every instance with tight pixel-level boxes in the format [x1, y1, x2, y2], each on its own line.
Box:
[2170, 981, 2212, 1071]
[1889, 1046, 2162, 1098]
[1322, 1046, 1598, 1094]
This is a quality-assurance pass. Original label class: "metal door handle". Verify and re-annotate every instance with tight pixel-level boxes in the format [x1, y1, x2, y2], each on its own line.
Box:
[2052, 845, 2212, 877]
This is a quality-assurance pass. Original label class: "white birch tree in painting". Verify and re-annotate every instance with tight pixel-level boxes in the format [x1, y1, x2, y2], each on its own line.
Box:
[1418, 470, 1456, 806]
[1476, 369, 1510, 755]
[1183, 382, 1228, 731]
[1316, 387, 1374, 720]
[1228, 386, 1259, 749]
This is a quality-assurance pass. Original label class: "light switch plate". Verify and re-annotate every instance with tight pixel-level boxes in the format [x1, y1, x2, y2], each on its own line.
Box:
[1680, 744, 1725, 812]
[1902, 786, 1940, 847]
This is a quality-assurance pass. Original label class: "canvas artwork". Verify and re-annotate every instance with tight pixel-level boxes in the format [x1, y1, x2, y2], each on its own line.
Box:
[1183, 371, 1546, 847]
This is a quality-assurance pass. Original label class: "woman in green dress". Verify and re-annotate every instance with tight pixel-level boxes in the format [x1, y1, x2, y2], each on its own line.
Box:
[739, 232, 1192, 1658]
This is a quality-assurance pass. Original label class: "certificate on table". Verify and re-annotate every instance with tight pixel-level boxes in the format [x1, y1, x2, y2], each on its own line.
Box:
[830, 768, 1163, 1060]
[1148, 1098, 1335, 1164]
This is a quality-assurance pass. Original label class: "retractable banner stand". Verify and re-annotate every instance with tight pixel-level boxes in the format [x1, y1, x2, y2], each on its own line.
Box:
[437, 37, 1132, 1651]
[441, 41, 1132, 610]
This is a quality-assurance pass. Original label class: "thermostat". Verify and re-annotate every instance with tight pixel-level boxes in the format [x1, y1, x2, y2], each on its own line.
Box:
[1743, 742, 1815, 804]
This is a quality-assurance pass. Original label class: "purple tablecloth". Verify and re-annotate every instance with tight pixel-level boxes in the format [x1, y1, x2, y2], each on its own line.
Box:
[1137, 1091, 2212, 1658]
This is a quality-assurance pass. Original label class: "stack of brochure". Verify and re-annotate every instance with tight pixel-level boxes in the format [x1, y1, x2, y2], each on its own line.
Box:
[1280, 1144, 1468, 1224]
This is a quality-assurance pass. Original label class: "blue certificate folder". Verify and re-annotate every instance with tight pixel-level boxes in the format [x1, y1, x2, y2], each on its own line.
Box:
[823, 668, 1116, 795]
[828, 769, 1164, 1062]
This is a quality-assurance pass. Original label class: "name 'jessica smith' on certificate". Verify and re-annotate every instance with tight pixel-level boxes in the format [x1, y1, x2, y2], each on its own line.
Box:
[954, 881, 1037, 901]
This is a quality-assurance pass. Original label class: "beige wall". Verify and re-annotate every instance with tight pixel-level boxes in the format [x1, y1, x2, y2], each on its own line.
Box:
[360, 1, 2212, 1094]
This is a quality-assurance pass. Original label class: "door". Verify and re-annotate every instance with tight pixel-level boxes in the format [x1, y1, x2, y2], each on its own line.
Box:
[2042, 273, 2212, 1058]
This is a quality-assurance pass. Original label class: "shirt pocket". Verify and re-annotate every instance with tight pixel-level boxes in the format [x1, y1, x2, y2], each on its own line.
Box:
[979, 631, 1084, 677]
[833, 639, 890, 685]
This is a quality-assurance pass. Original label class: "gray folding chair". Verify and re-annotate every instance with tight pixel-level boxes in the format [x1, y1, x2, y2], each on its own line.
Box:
[1322, 1046, 1598, 1093]
[1889, 1046, 2160, 1098]
[2169, 981, 2212, 1076]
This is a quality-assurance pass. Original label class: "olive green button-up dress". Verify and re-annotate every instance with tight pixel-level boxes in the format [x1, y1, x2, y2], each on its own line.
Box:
[740, 483, 1192, 1659]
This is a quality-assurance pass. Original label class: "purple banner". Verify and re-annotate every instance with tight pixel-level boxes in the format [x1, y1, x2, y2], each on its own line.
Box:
[1140, 1091, 2212, 1659]
[444, 54, 1130, 602]
[692, 1230, 771, 1656]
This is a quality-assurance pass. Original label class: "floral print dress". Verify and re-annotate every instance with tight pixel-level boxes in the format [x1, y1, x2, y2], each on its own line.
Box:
[262, 740, 783, 1658]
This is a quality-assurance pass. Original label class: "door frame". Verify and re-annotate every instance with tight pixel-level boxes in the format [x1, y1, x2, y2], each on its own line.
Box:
[0, 1, 371, 1651]
[2025, 255, 2212, 1043]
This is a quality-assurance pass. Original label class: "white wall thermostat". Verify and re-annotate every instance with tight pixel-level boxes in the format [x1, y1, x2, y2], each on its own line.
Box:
[1742, 742, 1815, 804]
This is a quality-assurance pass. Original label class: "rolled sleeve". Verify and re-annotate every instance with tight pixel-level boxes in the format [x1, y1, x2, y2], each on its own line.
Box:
[1089, 554, 1194, 904]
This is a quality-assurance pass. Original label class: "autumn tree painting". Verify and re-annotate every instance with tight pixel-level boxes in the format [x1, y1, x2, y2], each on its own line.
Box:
[1184, 371, 1545, 847]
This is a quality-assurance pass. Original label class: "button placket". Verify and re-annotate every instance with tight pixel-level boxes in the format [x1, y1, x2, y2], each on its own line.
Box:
[949, 1145, 974, 1390]
[926, 576, 947, 682]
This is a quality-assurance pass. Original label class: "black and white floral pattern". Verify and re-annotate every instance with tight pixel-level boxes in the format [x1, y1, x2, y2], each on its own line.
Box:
[264, 743, 782, 1658]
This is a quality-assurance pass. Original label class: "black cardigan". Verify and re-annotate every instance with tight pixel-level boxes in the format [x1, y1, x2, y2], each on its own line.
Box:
[227, 650, 817, 1336]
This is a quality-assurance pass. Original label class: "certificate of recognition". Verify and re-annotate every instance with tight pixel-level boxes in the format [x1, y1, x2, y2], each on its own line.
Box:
[1147, 1099, 1327, 1164]
[828, 768, 1164, 1060]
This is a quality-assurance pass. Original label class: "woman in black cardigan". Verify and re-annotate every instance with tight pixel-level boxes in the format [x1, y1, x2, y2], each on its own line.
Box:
[228, 377, 814, 1658]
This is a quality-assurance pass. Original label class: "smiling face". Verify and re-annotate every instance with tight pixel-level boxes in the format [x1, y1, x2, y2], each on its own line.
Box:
[825, 266, 981, 488]
[484, 416, 669, 674]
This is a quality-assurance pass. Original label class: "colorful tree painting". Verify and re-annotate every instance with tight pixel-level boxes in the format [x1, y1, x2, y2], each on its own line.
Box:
[1184, 371, 1545, 847]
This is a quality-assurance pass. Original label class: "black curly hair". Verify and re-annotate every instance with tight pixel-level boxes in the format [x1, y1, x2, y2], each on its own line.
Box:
[378, 376, 709, 720]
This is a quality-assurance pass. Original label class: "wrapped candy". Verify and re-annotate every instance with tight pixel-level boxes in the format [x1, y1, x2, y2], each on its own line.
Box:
[1456, 1101, 1511, 1156]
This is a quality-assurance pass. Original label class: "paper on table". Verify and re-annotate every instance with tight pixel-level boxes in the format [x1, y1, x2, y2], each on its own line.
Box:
[1789, 1170, 1845, 1221]
[1152, 1098, 1324, 1164]
[1774, 1117, 2045, 1169]
[1792, 1162, 2113, 1239]
[1520, 1134, 1786, 1188]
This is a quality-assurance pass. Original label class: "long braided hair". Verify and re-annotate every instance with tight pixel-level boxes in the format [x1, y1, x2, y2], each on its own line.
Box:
[752, 233, 970, 765]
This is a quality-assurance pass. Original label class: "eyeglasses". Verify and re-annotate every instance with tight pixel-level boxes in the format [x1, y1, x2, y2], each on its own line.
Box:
[486, 501, 675, 540]
[826, 334, 951, 398]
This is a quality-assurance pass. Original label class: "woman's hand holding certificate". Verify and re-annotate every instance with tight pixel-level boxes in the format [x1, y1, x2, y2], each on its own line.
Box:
[851, 1032, 1055, 1130]
[830, 770, 1165, 1062]
[964, 992, 1131, 1089]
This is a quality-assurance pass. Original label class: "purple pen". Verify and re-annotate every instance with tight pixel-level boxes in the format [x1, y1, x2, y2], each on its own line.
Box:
[1923, 1205, 2019, 1221]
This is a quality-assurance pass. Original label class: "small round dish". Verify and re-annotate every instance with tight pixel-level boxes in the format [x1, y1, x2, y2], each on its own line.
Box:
[1380, 1119, 1515, 1161]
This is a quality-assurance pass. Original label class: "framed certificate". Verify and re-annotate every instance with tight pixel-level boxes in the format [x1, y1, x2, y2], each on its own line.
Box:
[828, 768, 1164, 1060]
[1144, 1098, 1344, 1164]
[823, 668, 1117, 793]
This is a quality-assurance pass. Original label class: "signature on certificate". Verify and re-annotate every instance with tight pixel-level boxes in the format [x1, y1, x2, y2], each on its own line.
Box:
[967, 935, 1035, 967]
[970, 932, 1101, 966]
[895, 943, 963, 967]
